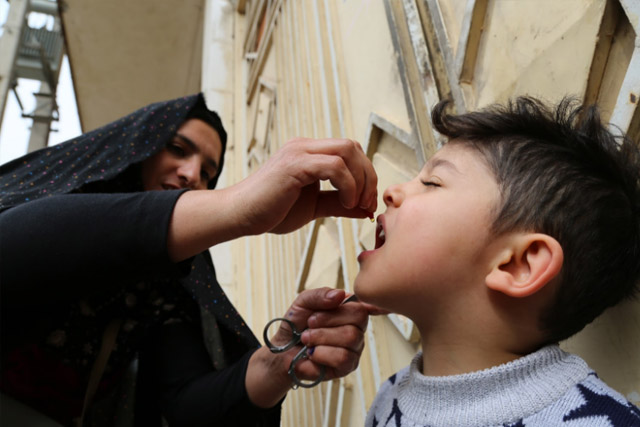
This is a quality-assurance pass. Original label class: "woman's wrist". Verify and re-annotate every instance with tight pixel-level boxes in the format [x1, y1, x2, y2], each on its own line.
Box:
[167, 188, 255, 261]
[245, 346, 294, 408]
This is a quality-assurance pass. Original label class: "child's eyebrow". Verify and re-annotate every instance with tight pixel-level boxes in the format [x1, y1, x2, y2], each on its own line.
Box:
[427, 158, 461, 175]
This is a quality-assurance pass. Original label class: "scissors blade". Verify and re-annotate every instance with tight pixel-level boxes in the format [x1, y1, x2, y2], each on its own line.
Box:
[342, 294, 358, 304]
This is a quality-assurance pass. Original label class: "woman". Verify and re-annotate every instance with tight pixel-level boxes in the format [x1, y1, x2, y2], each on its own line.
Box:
[0, 93, 377, 426]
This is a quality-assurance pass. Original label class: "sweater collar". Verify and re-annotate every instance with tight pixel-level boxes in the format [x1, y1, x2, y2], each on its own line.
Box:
[397, 345, 590, 426]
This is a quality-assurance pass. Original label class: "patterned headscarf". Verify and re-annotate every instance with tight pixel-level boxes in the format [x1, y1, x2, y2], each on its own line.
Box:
[0, 93, 227, 211]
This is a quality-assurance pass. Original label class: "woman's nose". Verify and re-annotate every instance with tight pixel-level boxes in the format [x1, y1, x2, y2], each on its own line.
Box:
[383, 183, 405, 207]
[177, 158, 202, 189]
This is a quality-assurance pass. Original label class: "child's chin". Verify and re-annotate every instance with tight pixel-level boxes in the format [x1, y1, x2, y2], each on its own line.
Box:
[353, 284, 378, 305]
[353, 280, 366, 298]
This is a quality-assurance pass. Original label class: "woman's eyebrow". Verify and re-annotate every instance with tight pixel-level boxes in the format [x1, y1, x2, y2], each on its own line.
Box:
[174, 133, 219, 172]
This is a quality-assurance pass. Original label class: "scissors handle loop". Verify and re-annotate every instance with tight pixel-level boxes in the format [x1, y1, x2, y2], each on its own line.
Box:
[263, 317, 301, 353]
[288, 349, 326, 389]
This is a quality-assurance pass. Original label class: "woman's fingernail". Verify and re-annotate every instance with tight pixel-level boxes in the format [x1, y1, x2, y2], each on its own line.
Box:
[327, 289, 341, 299]
[307, 347, 315, 356]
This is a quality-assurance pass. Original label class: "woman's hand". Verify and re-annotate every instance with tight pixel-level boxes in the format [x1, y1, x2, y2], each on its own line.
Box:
[245, 287, 380, 408]
[229, 137, 378, 235]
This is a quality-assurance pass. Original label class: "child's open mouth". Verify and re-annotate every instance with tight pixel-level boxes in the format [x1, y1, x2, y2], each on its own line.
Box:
[375, 222, 386, 249]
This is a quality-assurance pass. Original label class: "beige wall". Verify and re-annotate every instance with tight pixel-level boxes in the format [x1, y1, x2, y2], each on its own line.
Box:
[61, 0, 205, 132]
[203, 0, 640, 424]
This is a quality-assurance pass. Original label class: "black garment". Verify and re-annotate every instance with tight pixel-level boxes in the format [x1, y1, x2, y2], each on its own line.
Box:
[1, 192, 280, 426]
[136, 321, 279, 427]
[1, 191, 189, 351]
[0, 94, 281, 426]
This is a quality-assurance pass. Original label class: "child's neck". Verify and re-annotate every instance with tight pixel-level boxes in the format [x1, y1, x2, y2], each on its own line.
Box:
[415, 285, 547, 376]
[419, 340, 527, 376]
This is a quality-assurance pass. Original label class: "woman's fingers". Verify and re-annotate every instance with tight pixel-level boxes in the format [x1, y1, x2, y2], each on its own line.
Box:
[231, 137, 377, 236]
[274, 138, 376, 212]
[302, 138, 378, 211]
[269, 287, 346, 341]
[269, 288, 376, 385]
[289, 287, 346, 313]
[295, 152, 359, 209]
[305, 300, 370, 331]
[292, 346, 361, 380]
[309, 346, 361, 378]
[296, 321, 367, 380]
[301, 324, 365, 354]
[314, 191, 372, 219]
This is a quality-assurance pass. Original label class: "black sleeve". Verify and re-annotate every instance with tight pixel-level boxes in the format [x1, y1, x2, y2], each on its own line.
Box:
[135, 320, 282, 427]
[0, 190, 190, 306]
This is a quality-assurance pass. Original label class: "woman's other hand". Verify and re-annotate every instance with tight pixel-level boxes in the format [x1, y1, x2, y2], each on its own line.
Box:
[245, 287, 380, 408]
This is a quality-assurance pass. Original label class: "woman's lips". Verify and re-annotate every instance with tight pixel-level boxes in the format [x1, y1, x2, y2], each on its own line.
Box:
[162, 182, 181, 190]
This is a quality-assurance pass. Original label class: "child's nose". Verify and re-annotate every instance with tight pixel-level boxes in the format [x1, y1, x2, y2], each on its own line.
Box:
[383, 183, 404, 207]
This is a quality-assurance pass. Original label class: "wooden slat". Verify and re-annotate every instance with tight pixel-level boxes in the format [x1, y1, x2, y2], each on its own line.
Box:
[283, 0, 301, 136]
[420, 0, 467, 112]
[584, 0, 621, 107]
[313, 0, 341, 136]
[301, 0, 323, 137]
[295, 219, 323, 293]
[384, 0, 437, 161]
[325, 0, 354, 138]
[619, 0, 640, 29]
[236, 0, 248, 14]
[455, 0, 488, 85]
[290, 0, 313, 137]
[246, 0, 282, 101]
[610, 47, 640, 137]
[607, 0, 639, 136]
[244, 0, 266, 54]
[321, 380, 340, 427]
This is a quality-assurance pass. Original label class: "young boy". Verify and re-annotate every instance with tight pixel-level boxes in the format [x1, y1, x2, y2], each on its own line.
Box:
[355, 97, 640, 426]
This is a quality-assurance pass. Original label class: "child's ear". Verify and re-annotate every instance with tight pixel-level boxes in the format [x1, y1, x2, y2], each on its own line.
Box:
[485, 233, 564, 298]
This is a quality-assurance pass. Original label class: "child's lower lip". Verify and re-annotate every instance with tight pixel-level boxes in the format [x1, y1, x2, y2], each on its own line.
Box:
[357, 249, 375, 263]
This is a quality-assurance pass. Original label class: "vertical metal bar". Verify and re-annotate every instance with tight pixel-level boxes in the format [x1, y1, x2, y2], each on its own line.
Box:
[0, 0, 29, 131]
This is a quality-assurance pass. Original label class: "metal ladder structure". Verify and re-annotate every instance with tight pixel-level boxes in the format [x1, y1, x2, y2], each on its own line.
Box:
[0, 0, 64, 154]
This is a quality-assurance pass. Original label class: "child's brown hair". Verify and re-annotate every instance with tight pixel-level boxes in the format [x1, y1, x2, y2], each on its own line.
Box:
[432, 97, 640, 343]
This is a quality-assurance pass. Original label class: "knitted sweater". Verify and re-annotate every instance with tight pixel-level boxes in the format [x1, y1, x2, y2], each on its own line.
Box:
[366, 345, 640, 427]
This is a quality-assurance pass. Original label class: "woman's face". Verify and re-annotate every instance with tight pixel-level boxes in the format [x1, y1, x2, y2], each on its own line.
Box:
[141, 118, 223, 191]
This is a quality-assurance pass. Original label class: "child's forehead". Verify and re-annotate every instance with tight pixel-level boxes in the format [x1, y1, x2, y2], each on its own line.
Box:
[423, 141, 484, 172]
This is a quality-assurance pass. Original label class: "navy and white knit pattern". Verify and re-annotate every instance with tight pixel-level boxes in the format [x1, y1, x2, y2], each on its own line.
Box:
[365, 345, 640, 427]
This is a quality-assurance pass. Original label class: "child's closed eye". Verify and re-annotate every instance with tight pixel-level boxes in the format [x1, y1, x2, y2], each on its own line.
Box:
[421, 180, 441, 187]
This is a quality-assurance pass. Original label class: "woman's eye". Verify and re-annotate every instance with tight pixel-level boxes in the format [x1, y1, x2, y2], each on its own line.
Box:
[201, 171, 211, 182]
[167, 142, 186, 157]
[421, 180, 440, 187]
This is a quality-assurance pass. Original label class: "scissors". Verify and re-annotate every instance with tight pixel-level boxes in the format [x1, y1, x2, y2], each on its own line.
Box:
[263, 294, 359, 389]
